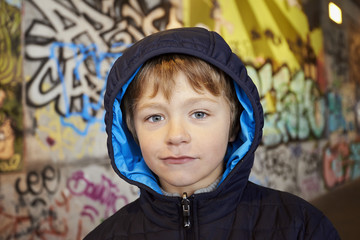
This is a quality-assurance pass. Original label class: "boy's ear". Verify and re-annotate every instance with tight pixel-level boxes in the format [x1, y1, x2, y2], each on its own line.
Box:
[229, 125, 239, 142]
[124, 112, 139, 144]
[229, 134, 236, 143]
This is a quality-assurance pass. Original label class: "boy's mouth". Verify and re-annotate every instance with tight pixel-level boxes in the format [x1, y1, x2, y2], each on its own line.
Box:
[160, 156, 196, 164]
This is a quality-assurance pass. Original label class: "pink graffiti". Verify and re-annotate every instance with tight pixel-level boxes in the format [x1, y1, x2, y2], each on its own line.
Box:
[300, 175, 320, 193]
[66, 171, 129, 217]
[81, 205, 99, 222]
[323, 141, 352, 188]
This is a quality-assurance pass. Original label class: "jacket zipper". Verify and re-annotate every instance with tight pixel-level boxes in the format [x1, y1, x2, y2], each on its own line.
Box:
[181, 192, 191, 228]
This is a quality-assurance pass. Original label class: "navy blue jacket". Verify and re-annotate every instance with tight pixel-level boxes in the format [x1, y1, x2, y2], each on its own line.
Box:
[84, 27, 339, 239]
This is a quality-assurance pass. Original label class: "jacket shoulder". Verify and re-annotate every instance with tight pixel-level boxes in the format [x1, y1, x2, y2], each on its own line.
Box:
[241, 182, 340, 239]
[83, 198, 142, 240]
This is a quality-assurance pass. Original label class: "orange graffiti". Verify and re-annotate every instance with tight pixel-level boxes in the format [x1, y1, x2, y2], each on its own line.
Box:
[0, 119, 15, 159]
[55, 190, 72, 212]
[0, 205, 31, 238]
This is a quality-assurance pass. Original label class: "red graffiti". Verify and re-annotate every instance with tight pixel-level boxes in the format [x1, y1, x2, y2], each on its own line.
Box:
[0, 205, 31, 238]
[55, 190, 72, 212]
[0, 205, 68, 239]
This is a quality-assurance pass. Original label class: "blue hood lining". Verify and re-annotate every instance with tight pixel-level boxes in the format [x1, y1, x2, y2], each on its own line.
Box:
[111, 67, 255, 194]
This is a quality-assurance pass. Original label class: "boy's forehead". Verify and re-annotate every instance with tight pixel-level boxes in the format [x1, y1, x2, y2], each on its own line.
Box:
[137, 80, 229, 109]
[138, 71, 208, 99]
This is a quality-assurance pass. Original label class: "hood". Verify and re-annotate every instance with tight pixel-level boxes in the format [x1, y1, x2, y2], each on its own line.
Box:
[104, 27, 264, 195]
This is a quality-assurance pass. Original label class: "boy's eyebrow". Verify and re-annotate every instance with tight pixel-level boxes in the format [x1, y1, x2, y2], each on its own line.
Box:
[183, 97, 219, 106]
[136, 102, 166, 111]
[136, 97, 220, 111]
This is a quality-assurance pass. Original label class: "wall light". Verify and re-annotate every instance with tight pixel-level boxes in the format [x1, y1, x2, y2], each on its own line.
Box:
[329, 2, 342, 24]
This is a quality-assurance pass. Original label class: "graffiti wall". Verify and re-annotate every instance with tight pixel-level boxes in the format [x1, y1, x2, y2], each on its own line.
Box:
[183, 0, 360, 198]
[0, 0, 23, 172]
[1, 0, 359, 239]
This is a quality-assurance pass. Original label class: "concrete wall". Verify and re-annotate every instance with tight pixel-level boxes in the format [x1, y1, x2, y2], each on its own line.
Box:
[1, 0, 359, 239]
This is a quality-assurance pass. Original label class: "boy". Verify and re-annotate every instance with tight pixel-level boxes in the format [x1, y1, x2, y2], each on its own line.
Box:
[85, 27, 339, 239]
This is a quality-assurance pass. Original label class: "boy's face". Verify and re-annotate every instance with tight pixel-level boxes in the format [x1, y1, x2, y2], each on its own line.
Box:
[133, 72, 233, 195]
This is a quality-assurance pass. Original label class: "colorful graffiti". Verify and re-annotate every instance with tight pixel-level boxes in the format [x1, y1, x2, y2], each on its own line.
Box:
[184, 0, 360, 191]
[184, 0, 318, 72]
[0, 164, 138, 239]
[0, 0, 23, 172]
[248, 60, 360, 194]
[1, 0, 360, 239]
[250, 143, 324, 199]
[23, 0, 176, 161]
[246, 62, 326, 146]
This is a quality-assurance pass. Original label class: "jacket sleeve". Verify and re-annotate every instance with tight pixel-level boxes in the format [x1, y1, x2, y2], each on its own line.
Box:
[306, 214, 340, 239]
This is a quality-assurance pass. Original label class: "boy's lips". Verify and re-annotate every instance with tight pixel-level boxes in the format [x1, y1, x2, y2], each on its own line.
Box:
[160, 156, 196, 164]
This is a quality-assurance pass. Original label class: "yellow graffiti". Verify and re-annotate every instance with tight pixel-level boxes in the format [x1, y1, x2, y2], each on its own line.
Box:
[0, 1, 23, 172]
[183, 0, 321, 73]
[264, 91, 277, 114]
[0, 1, 22, 85]
[34, 102, 106, 161]
[0, 89, 23, 172]
[0, 153, 21, 171]
[0, 119, 15, 160]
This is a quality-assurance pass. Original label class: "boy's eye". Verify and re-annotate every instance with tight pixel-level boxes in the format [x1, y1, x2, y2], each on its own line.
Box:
[191, 111, 207, 119]
[147, 115, 164, 122]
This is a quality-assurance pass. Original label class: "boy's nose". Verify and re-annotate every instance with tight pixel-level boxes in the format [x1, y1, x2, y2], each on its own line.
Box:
[166, 119, 191, 145]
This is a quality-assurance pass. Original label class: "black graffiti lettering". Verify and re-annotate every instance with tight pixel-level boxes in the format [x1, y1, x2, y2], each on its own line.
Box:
[323, 29, 348, 76]
[264, 29, 282, 45]
[14, 165, 60, 197]
[25, 0, 169, 135]
[251, 29, 261, 40]
[42, 165, 60, 194]
[286, 38, 301, 55]
[15, 177, 29, 195]
[266, 149, 295, 182]
[297, 149, 321, 175]
[31, 198, 47, 207]
[28, 171, 43, 195]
